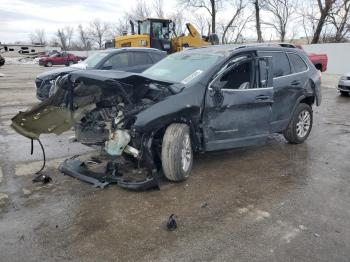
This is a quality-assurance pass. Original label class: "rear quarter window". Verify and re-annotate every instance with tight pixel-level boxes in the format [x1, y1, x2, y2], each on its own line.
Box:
[287, 53, 308, 73]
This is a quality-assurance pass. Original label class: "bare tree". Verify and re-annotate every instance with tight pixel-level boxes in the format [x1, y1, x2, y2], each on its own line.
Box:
[222, 0, 246, 44]
[178, 0, 223, 34]
[329, 0, 350, 42]
[261, 0, 296, 42]
[153, 0, 165, 17]
[89, 19, 110, 49]
[169, 10, 185, 35]
[110, 18, 130, 37]
[55, 27, 73, 50]
[193, 14, 210, 35]
[311, 0, 335, 43]
[77, 24, 92, 50]
[127, 0, 151, 21]
[252, 0, 263, 42]
[29, 29, 47, 45]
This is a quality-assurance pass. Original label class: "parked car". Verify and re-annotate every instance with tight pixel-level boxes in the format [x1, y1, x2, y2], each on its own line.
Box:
[12, 45, 321, 190]
[35, 48, 167, 101]
[38, 50, 60, 58]
[0, 54, 4, 67]
[338, 73, 350, 96]
[38, 52, 83, 67]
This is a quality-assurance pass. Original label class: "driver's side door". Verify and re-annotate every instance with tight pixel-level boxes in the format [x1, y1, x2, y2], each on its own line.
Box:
[203, 55, 274, 151]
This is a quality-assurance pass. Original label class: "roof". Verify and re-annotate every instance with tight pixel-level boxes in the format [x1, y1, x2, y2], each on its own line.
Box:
[183, 43, 306, 57]
[137, 18, 172, 23]
[101, 47, 166, 53]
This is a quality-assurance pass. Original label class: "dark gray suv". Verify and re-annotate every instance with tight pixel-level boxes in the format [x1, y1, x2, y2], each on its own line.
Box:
[12, 45, 321, 190]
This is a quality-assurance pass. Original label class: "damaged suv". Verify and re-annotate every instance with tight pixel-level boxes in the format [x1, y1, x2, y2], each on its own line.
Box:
[11, 45, 321, 189]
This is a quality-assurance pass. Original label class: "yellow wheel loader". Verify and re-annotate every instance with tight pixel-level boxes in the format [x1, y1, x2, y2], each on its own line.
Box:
[113, 18, 218, 53]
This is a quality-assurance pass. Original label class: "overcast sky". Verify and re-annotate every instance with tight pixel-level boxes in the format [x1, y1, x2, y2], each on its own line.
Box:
[0, 0, 179, 43]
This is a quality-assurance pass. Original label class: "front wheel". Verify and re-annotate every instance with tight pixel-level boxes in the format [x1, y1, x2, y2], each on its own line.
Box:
[161, 124, 193, 182]
[283, 103, 313, 144]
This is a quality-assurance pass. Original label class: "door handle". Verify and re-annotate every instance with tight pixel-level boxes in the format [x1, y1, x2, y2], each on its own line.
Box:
[255, 95, 270, 101]
[291, 80, 301, 86]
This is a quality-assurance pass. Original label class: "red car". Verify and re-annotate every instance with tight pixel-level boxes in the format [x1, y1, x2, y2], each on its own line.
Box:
[293, 44, 328, 72]
[264, 43, 328, 72]
[39, 52, 84, 67]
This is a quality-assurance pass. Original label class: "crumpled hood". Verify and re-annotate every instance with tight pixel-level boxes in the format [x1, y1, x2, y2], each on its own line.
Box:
[11, 70, 177, 139]
[37, 66, 80, 80]
[68, 69, 173, 87]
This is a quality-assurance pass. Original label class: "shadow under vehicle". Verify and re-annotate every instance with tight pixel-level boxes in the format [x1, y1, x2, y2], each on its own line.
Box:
[11, 45, 321, 190]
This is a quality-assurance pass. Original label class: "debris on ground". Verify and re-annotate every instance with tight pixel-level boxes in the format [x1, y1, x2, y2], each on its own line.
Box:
[298, 225, 307, 230]
[201, 202, 208, 208]
[167, 214, 177, 231]
[314, 233, 320, 238]
[32, 174, 52, 184]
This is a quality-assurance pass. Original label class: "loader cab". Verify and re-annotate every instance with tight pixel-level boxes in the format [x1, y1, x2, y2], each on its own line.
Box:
[137, 18, 172, 53]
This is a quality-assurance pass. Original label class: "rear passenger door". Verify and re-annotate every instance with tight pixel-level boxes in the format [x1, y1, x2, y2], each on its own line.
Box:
[128, 52, 155, 72]
[258, 51, 302, 132]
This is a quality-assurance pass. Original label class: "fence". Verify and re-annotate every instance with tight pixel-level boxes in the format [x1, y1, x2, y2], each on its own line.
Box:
[303, 43, 350, 75]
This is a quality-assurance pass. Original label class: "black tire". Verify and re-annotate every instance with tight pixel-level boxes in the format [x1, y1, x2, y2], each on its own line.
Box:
[161, 123, 193, 182]
[46, 61, 53, 67]
[340, 91, 349, 96]
[67, 60, 74, 66]
[283, 103, 313, 144]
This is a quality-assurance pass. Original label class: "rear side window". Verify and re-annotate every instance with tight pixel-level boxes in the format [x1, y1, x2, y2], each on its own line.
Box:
[103, 53, 130, 70]
[287, 53, 308, 73]
[132, 52, 153, 66]
[260, 51, 291, 78]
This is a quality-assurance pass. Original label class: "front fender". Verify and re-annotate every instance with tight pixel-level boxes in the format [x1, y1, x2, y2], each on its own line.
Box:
[133, 92, 202, 133]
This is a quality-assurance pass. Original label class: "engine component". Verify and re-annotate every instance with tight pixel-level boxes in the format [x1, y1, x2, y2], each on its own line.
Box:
[105, 130, 131, 156]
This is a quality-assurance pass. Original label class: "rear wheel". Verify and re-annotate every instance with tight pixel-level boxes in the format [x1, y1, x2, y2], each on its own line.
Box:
[340, 91, 349, 96]
[46, 61, 53, 67]
[161, 124, 193, 182]
[283, 103, 313, 144]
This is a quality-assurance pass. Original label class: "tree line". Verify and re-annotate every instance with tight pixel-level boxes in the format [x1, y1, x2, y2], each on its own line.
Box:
[29, 0, 350, 50]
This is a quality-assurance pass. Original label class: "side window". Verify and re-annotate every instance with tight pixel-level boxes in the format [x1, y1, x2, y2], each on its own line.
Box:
[212, 58, 255, 90]
[103, 53, 129, 70]
[132, 52, 153, 66]
[260, 51, 291, 78]
[287, 53, 308, 73]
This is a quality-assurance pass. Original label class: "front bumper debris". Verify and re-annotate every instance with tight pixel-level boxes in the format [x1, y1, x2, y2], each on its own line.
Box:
[59, 158, 160, 190]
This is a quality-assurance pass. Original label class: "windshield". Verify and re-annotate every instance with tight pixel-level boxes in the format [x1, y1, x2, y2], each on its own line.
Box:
[142, 52, 221, 84]
[83, 52, 109, 68]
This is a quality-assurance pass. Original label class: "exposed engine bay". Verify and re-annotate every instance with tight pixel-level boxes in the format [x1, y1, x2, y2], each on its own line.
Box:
[11, 70, 183, 190]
